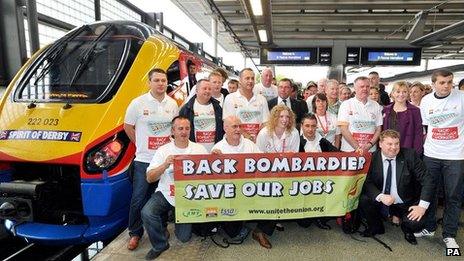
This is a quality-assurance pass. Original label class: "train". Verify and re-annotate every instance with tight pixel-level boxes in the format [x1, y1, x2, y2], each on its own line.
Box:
[0, 20, 221, 245]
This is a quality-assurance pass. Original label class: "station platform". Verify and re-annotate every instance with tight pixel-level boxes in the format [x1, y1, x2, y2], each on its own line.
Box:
[95, 214, 463, 260]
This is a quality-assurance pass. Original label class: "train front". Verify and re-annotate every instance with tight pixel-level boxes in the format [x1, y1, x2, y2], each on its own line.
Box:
[0, 21, 159, 245]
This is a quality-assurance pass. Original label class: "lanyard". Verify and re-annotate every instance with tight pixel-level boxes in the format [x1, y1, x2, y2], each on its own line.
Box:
[316, 114, 329, 135]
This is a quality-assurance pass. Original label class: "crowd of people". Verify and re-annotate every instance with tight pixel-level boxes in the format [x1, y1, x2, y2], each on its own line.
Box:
[123, 66, 464, 259]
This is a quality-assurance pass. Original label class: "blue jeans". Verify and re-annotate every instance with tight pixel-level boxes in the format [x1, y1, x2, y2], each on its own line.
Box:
[141, 191, 192, 251]
[128, 161, 156, 237]
[423, 156, 464, 238]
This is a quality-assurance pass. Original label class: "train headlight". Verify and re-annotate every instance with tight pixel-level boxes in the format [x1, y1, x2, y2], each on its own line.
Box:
[85, 132, 129, 173]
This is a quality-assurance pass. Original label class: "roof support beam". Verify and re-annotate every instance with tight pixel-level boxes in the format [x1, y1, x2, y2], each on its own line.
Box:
[405, 11, 428, 40]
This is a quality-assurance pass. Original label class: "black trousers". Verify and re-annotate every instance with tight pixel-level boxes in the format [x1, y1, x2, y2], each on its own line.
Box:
[359, 194, 425, 234]
[256, 220, 276, 236]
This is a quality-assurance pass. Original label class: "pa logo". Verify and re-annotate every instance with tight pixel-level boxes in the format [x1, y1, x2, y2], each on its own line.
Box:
[446, 248, 461, 256]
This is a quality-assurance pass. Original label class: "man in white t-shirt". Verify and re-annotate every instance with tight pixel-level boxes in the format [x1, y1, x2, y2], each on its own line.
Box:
[179, 79, 224, 151]
[415, 69, 464, 249]
[212, 115, 261, 154]
[223, 68, 270, 142]
[210, 116, 261, 240]
[338, 76, 382, 153]
[123, 68, 179, 250]
[141, 116, 207, 260]
[253, 67, 278, 101]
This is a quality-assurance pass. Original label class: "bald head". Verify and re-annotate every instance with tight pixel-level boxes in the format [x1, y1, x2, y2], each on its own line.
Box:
[224, 115, 241, 128]
[224, 116, 242, 142]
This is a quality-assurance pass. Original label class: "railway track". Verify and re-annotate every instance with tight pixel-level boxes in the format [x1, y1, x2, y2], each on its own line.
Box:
[0, 236, 89, 261]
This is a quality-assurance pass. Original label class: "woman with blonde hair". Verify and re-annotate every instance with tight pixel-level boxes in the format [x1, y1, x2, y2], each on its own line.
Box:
[409, 81, 425, 107]
[382, 81, 423, 155]
[253, 104, 299, 248]
[339, 86, 352, 102]
[256, 104, 299, 153]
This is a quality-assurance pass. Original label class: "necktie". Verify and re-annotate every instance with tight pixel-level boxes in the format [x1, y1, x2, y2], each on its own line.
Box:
[380, 158, 393, 218]
[384, 159, 393, 194]
[282, 99, 287, 106]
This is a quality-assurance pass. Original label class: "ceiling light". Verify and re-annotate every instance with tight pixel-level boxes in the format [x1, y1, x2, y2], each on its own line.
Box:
[250, 0, 263, 16]
[258, 29, 267, 42]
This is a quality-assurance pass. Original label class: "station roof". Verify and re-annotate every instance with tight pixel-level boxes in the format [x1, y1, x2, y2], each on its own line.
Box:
[171, 0, 464, 60]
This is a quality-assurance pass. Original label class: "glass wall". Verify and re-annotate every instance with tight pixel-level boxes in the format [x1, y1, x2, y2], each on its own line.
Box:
[36, 0, 95, 26]
[100, 0, 141, 21]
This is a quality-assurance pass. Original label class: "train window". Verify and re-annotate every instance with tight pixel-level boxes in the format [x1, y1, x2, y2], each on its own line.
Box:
[14, 24, 141, 104]
[166, 60, 180, 93]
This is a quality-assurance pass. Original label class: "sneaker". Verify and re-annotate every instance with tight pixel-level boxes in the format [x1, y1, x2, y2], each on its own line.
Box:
[414, 229, 435, 238]
[444, 238, 460, 248]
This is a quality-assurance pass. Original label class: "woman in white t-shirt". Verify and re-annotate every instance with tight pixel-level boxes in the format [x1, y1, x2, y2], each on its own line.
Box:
[310, 93, 341, 149]
[256, 104, 300, 153]
[254, 104, 299, 248]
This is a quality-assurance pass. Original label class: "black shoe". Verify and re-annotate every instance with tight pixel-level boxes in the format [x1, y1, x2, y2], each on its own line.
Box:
[315, 219, 331, 230]
[404, 232, 417, 245]
[145, 244, 170, 260]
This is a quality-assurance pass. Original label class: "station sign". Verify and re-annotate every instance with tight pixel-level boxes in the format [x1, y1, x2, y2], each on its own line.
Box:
[260, 48, 327, 65]
[361, 47, 421, 65]
[346, 47, 422, 66]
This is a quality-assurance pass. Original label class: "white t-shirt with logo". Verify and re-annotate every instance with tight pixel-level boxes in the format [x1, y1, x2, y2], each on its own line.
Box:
[420, 89, 464, 160]
[256, 127, 300, 153]
[253, 83, 278, 101]
[222, 91, 270, 140]
[147, 141, 207, 206]
[124, 92, 179, 163]
[212, 136, 261, 154]
[338, 97, 383, 152]
[193, 100, 216, 152]
[315, 112, 340, 145]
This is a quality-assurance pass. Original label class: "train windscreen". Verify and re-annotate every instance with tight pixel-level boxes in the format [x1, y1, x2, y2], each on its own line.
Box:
[14, 23, 142, 103]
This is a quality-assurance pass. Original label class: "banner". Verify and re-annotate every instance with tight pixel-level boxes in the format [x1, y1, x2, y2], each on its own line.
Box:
[174, 152, 371, 223]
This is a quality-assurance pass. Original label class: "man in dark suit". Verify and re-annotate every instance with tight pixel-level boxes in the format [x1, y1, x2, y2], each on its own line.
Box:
[359, 129, 434, 245]
[268, 78, 308, 129]
[296, 113, 339, 229]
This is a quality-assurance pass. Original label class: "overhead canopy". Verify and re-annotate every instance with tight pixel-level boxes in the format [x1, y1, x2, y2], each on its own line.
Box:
[171, 0, 464, 61]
